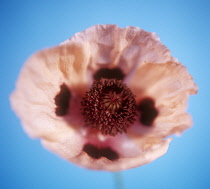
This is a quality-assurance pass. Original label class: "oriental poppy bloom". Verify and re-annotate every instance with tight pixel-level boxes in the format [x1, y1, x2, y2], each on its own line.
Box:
[10, 25, 197, 171]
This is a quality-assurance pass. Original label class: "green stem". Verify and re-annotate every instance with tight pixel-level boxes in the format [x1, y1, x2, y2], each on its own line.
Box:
[113, 172, 125, 189]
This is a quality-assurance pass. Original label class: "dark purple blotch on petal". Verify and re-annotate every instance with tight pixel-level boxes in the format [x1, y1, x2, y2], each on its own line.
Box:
[54, 83, 71, 116]
[83, 144, 119, 161]
[94, 68, 125, 80]
[137, 98, 158, 126]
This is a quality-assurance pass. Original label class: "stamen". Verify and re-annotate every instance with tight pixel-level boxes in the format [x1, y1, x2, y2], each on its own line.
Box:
[81, 79, 136, 136]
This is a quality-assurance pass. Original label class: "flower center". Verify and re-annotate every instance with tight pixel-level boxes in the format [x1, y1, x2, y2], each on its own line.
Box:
[81, 79, 136, 136]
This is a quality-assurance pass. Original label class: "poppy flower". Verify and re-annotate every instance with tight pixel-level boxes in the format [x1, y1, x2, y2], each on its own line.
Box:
[10, 24, 197, 171]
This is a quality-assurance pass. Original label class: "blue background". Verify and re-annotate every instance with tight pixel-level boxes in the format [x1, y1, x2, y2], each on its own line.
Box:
[1, 0, 210, 188]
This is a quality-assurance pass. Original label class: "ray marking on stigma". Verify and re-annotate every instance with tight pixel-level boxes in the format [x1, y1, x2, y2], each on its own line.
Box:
[81, 78, 137, 136]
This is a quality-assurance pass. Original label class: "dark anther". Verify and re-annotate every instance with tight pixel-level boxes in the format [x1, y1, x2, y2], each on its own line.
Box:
[81, 79, 136, 136]
[93, 68, 125, 80]
[54, 83, 71, 116]
[137, 98, 158, 126]
[83, 144, 119, 161]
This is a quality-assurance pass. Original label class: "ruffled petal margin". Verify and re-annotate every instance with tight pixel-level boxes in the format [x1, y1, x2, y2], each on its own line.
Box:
[129, 61, 198, 137]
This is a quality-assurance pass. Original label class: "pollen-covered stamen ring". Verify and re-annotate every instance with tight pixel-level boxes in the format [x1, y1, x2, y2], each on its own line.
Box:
[81, 79, 136, 136]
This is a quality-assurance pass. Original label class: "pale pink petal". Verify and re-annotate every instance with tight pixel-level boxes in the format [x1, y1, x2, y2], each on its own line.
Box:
[69, 138, 172, 171]
[63, 25, 177, 83]
[129, 61, 198, 138]
[10, 43, 89, 157]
